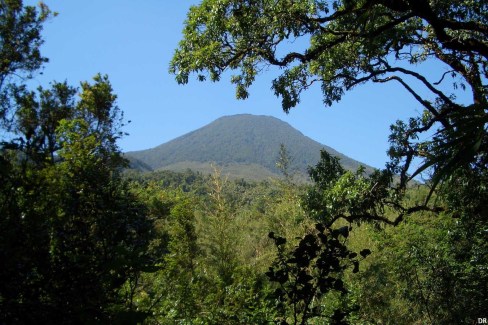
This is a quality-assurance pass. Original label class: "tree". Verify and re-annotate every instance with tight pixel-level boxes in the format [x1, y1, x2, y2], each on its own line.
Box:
[125, 187, 203, 323]
[276, 143, 294, 182]
[170, 0, 487, 193]
[200, 167, 239, 289]
[0, 0, 53, 127]
[0, 76, 156, 323]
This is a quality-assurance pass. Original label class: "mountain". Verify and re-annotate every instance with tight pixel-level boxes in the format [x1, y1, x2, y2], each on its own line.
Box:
[125, 114, 373, 180]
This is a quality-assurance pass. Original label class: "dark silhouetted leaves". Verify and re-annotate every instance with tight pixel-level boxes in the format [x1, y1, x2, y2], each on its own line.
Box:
[360, 249, 371, 258]
[352, 261, 359, 274]
[266, 221, 370, 324]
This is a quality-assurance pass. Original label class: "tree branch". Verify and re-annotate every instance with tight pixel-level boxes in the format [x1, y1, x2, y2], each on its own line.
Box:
[333, 205, 444, 227]
[374, 74, 451, 129]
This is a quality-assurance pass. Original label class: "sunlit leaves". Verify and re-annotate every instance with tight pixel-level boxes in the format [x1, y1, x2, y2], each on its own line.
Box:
[304, 150, 392, 225]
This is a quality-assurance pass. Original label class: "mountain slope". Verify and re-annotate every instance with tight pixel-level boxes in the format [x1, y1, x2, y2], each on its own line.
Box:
[126, 114, 373, 179]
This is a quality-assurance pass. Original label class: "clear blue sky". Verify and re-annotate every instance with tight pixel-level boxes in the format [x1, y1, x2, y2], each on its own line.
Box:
[24, 1, 468, 169]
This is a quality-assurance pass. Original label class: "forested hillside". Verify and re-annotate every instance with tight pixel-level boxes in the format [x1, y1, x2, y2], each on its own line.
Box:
[126, 114, 371, 180]
[1, 1, 486, 324]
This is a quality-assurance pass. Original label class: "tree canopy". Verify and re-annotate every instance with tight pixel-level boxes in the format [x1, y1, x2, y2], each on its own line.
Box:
[171, 0, 487, 191]
[0, 0, 54, 127]
[0, 2, 156, 322]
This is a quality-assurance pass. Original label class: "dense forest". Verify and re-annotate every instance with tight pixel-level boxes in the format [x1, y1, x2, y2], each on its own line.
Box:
[1, 1, 487, 324]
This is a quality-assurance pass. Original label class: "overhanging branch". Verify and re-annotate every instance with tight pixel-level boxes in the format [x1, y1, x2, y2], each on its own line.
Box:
[332, 205, 445, 227]
[374, 75, 451, 129]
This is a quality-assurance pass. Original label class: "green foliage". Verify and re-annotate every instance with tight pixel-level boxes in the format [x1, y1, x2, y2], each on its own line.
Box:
[0, 0, 54, 128]
[344, 174, 488, 325]
[437, 162, 488, 322]
[198, 168, 239, 286]
[0, 75, 155, 323]
[123, 150, 485, 324]
[349, 209, 453, 324]
[125, 168, 208, 194]
[304, 150, 394, 227]
[124, 171, 284, 324]
[0, 0, 52, 86]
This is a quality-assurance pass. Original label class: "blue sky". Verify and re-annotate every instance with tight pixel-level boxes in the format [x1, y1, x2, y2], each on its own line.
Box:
[24, 1, 467, 169]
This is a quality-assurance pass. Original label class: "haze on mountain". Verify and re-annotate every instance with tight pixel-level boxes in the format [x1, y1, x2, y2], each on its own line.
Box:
[125, 114, 374, 180]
